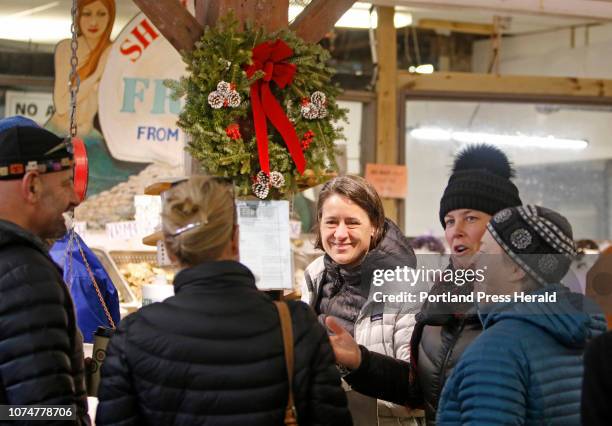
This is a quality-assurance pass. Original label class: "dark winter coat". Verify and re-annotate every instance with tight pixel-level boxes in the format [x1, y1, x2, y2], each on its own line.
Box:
[582, 330, 612, 425]
[0, 219, 89, 425]
[343, 275, 482, 426]
[410, 279, 482, 425]
[316, 255, 368, 337]
[96, 260, 352, 426]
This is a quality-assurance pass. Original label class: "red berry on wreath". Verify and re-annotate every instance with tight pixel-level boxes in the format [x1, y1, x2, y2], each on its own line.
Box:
[225, 123, 241, 140]
[301, 130, 315, 150]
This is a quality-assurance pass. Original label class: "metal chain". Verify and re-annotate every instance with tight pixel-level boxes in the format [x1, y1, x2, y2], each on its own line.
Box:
[67, 226, 75, 279]
[69, 0, 80, 138]
[65, 0, 115, 330]
[75, 236, 116, 329]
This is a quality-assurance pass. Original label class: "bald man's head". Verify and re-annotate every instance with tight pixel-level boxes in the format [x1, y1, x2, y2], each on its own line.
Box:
[0, 117, 79, 239]
[0, 169, 79, 239]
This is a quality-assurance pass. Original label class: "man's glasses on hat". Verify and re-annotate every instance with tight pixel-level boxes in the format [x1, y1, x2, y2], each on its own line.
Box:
[44, 138, 74, 157]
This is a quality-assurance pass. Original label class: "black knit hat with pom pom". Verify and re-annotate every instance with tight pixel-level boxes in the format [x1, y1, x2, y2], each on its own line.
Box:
[439, 144, 522, 227]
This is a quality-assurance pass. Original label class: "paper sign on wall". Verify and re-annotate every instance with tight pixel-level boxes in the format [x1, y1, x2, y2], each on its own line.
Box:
[365, 163, 408, 199]
[5, 91, 54, 125]
[237, 200, 292, 290]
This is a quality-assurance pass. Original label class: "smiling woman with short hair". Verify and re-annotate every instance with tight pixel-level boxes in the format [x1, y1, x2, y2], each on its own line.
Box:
[302, 175, 421, 425]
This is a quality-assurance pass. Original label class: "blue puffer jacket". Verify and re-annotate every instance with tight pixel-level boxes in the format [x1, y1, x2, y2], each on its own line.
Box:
[437, 284, 607, 425]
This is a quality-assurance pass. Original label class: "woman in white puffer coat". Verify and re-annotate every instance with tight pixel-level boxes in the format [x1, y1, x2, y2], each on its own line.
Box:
[301, 175, 425, 426]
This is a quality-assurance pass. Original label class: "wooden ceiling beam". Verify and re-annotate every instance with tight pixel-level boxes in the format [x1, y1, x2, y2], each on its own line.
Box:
[132, 0, 203, 53]
[418, 18, 494, 35]
[398, 71, 612, 104]
[373, 0, 612, 21]
[197, 0, 289, 32]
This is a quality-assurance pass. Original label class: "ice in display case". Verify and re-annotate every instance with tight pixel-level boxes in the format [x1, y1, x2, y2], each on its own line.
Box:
[90, 247, 140, 315]
[90, 248, 177, 315]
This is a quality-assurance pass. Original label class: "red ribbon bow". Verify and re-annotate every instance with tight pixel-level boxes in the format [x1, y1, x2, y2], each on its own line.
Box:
[246, 39, 306, 175]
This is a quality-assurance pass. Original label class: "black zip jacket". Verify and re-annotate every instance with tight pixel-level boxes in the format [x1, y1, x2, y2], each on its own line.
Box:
[96, 260, 352, 426]
[0, 219, 89, 425]
[345, 277, 482, 425]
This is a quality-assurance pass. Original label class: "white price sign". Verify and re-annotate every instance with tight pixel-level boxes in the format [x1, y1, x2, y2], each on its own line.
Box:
[105, 221, 139, 240]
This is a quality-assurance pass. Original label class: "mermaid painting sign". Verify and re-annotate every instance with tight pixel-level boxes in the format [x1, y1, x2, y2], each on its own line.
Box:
[48, 0, 193, 195]
[98, 0, 193, 169]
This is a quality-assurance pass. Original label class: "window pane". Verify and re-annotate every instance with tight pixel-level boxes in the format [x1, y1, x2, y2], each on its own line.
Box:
[405, 100, 610, 240]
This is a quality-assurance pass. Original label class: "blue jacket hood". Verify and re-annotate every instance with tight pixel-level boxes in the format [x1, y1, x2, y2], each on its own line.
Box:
[481, 284, 607, 348]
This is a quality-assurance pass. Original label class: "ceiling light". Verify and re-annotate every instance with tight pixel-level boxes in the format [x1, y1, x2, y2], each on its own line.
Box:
[393, 8, 413, 28]
[410, 127, 451, 141]
[0, 2, 60, 20]
[409, 64, 435, 74]
[0, 17, 71, 43]
[0, 2, 69, 43]
[409, 127, 588, 150]
[289, 2, 412, 29]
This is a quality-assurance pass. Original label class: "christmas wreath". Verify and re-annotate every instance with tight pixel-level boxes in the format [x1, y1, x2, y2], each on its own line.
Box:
[167, 15, 346, 199]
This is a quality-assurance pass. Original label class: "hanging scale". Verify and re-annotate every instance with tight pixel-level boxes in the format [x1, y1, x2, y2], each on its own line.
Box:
[66, 0, 116, 330]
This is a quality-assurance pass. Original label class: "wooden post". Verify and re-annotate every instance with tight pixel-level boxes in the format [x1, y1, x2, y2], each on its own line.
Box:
[375, 7, 399, 224]
[290, 0, 356, 43]
[132, 0, 203, 52]
[197, 0, 288, 31]
[134, 0, 356, 54]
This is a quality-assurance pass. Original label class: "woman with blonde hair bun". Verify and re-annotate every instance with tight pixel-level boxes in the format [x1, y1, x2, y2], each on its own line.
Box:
[96, 176, 352, 426]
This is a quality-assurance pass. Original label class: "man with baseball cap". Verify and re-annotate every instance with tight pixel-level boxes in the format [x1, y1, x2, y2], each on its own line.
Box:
[0, 116, 89, 424]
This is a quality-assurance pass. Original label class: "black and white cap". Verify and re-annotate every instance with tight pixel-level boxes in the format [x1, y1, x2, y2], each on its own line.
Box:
[0, 116, 73, 180]
[487, 205, 576, 285]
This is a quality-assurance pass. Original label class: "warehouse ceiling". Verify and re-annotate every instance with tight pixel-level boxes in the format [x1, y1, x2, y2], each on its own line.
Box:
[0, 0, 599, 47]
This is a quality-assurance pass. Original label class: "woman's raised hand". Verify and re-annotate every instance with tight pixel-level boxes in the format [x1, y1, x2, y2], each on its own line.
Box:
[325, 316, 362, 370]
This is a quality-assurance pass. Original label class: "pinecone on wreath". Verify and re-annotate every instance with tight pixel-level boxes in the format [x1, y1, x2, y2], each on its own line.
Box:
[227, 91, 241, 108]
[270, 171, 285, 188]
[208, 92, 224, 109]
[252, 182, 270, 199]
